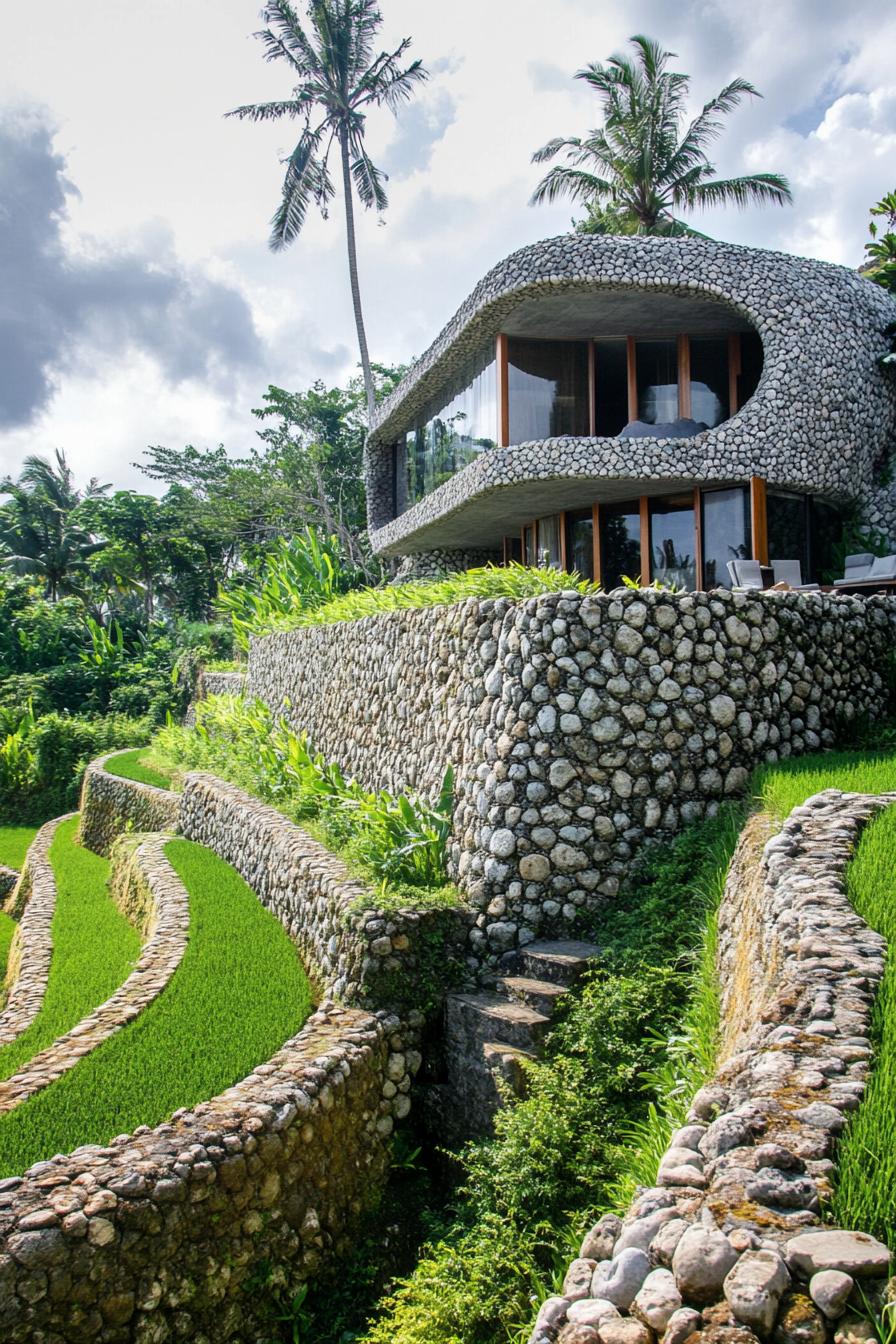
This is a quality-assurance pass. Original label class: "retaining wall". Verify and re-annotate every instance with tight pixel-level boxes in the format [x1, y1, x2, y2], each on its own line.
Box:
[532, 790, 895, 1344]
[0, 1001, 413, 1343]
[178, 772, 470, 1014]
[78, 753, 181, 858]
[0, 817, 71, 1047]
[250, 588, 896, 960]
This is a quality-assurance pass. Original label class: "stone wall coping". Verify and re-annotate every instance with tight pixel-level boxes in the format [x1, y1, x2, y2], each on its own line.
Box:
[0, 833, 189, 1115]
[95, 748, 180, 797]
[532, 789, 896, 1344]
[0, 816, 73, 1048]
[78, 754, 181, 859]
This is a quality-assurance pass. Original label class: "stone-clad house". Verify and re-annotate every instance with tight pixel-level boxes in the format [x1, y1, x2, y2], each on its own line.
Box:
[364, 234, 896, 584]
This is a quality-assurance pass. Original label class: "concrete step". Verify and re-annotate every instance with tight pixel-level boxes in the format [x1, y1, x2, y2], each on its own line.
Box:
[516, 939, 602, 986]
[495, 974, 568, 1016]
[445, 992, 551, 1055]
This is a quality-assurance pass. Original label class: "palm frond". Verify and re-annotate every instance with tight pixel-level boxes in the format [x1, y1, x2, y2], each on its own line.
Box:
[684, 172, 793, 211]
[529, 166, 616, 208]
[225, 99, 307, 123]
[531, 135, 582, 165]
[350, 149, 389, 211]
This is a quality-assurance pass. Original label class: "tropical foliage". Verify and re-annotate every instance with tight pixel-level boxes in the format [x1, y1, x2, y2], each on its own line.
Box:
[530, 34, 792, 236]
[864, 189, 896, 294]
[228, 0, 426, 416]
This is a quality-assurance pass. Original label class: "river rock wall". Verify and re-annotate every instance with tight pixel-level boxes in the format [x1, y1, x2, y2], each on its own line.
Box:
[78, 754, 180, 858]
[530, 789, 895, 1344]
[250, 588, 896, 961]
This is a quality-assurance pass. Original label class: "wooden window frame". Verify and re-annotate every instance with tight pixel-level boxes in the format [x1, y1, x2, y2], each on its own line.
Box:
[587, 340, 597, 436]
[626, 337, 638, 423]
[496, 333, 510, 447]
[639, 495, 651, 584]
[750, 475, 769, 565]
[693, 486, 704, 590]
[678, 335, 692, 419]
[592, 503, 601, 586]
[728, 334, 742, 416]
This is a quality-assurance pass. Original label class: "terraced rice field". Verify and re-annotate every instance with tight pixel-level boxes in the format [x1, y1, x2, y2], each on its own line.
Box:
[0, 838, 312, 1175]
[0, 827, 37, 872]
[0, 819, 140, 1081]
[104, 748, 173, 791]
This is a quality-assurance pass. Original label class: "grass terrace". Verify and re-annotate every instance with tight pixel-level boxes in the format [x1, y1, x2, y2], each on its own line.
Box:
[0, 839, 312, 1174]
[0, 827, 38, 873]
[103, 747, 174, 791]
[0, 818, 140, 1082]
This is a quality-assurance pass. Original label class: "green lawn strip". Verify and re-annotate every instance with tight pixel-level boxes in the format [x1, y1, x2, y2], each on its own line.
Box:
[830, 804, 896, 1247]
[103, 748, 173, 791]
[0, 839, 313, 1175]
[0, 818, 140, 1083]
[0, 826, 38, 872]
[754, 748, 896, 820]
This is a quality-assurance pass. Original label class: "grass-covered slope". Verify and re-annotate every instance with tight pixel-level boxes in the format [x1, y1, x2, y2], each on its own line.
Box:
[0, 818, 140, 1082]
[831, 803, 896, 1247]
[0, 839, 312, 1175]
[0, 826, 38, 872]
[103, 747, 173, 791]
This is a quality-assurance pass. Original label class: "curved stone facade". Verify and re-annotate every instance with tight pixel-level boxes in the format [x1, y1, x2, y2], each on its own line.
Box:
[365, 235, 896, 554]
[78, 753, 181, 858]
[532, 789, 894, 1344]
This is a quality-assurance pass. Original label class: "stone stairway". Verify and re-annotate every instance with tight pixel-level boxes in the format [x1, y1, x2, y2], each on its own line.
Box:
[438, 940, 601, 1138]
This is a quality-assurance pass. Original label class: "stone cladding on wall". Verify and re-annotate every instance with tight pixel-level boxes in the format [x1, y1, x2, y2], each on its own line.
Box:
[393, 547, 503, 582]
[178, 772, 469, 1014]
[0, 834, 188, 1116]
[78, 753, 181, 858]
[250, 589, 896, 963]
[0, 1001, 412, 1342]
[0, 817, 71, 1047]
[531, 789, 895, 1344]
[365, 235, 896, 551]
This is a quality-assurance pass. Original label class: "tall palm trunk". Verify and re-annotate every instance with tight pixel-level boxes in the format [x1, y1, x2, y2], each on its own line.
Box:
[339, 126, 376, 424]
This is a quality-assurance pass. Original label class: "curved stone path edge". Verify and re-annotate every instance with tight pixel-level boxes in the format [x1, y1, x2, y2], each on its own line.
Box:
[531, 788, 896, 1344]
[0, 816, 73, 1050]
[0, 833, 189, 1114]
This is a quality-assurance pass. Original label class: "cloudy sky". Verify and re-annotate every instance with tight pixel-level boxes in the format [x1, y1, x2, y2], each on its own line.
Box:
[1, 0, 894, 489]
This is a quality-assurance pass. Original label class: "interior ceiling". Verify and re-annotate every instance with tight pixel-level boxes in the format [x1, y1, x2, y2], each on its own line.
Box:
[385, 476, 744, 556]
[502, 291, 754, 339]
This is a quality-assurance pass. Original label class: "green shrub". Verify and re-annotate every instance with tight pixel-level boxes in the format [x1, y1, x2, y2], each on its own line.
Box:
[0, 839, 312, 1174]
[217, 529, 347, 651]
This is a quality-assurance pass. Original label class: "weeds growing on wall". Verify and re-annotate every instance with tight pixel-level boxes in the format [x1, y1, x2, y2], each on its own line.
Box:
[150, 695, 459, 900]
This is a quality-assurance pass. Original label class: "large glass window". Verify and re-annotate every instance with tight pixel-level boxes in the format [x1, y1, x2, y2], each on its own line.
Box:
[689, 338, 730, 427]
[738, 332, 763, 408]
[537, 514, 563, 568]
[565, 508, 595, 580]
[767, 491, 809, 576]
[810, 498, 845, 583]
[601, 501, 642, 590]
[636, 340, 679, 424]
[594, 340, 629, 436]
[507, 339, 589, 442]
[701, 487, 750, 589]
[651, 495, 697, 589]
[404, 347, 497, 507]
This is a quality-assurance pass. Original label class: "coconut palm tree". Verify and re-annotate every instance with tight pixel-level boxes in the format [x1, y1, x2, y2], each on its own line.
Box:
[0, 450, 109, 601]
[530, 35, 792, 236]
[228, 0, 427, 420]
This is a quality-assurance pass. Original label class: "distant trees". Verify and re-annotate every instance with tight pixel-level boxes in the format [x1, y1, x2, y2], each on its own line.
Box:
[530, 35, 792, 237]
[0, 451, 109, 602]
[865, 190, 896, 294]
[228, 0, 426, 420]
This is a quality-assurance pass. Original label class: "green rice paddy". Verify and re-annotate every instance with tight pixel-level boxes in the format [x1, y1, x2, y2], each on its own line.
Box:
[104, 748, 173, 791]
[0, 839, 312, 1174]
[0, 826, 38, 873]
[0, 818, 140, 1082]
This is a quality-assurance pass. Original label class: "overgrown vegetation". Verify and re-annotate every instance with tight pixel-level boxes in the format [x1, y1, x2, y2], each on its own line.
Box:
[0, 818, 140, 1084]
[103, 748, 173, 792]
[150, 695, 459, 901]
[0, 839, 312, 1175]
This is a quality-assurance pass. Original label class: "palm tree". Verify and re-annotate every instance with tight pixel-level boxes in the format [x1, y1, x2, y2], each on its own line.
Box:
[0, 450, 109, 601]
[228, 1, 427, 421]
[530, 35, 792, 236]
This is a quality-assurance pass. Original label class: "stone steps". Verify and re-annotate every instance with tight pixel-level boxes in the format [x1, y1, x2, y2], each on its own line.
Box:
[439, 938, 601, 1138]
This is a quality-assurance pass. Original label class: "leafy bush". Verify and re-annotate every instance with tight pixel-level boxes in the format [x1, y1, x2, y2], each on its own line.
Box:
[236, 562, 601, 639]
[217, 529, 347, 651]
[0, 708, 151, 824]
[151, 696, 457, 897]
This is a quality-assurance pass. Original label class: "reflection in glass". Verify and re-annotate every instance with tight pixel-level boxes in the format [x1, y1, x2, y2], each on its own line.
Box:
[565, 509, 595, 580]
[523, 524, 537, 567]
[537, 514, 563, 568]
[404, 346, 497, 507]
[650, 495, 697, 590]
[701, 487, 750, 589]
[636, 340, 679, 424]
[768, 492, 808, 575]
[508, 339, 589, 442]
[810, 498, 844, 583]
[601, 501, 642, 589]
[594, 341, 629, 436]
[689, 338, 730, 427]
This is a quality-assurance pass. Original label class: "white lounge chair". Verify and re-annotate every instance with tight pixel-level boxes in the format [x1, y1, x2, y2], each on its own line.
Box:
[770, 559, 820, 592]
[727, 559, 763, 590]
[834, 553, 896, 589]
[833, 553, 875, 587]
